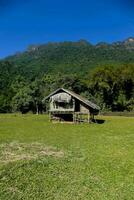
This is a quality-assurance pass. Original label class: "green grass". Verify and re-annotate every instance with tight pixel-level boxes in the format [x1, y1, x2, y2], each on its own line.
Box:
[0, 114, 134, 200]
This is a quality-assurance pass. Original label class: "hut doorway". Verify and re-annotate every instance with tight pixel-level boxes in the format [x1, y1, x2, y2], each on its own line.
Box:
[75, 100, 80, 112]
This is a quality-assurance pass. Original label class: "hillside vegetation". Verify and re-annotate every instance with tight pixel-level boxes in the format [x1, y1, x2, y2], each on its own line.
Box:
[5, 38, 134, 76]
[0, 38, 134, 113]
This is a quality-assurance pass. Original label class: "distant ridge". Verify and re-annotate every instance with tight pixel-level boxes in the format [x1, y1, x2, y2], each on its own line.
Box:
[1, 37, 134, 78]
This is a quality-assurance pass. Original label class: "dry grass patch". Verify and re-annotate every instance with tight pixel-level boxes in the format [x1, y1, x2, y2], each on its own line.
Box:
[0, 142, 64, 164]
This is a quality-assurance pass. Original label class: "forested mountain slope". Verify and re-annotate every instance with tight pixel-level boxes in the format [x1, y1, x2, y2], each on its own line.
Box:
[0, 38, 134, 113]
[4, 37, 134, 77]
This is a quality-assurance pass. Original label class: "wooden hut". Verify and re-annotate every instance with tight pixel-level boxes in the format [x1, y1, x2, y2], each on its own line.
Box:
[43, 88, 100, 123]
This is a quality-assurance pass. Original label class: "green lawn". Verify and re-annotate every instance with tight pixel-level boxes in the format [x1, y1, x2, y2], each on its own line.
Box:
[0, 114, 134, 200]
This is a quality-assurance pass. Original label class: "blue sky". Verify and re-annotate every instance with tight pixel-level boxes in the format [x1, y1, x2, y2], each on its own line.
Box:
[0, 0, 134, 58]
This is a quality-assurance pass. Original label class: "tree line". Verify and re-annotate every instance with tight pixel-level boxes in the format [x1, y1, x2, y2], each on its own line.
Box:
[0, 61, 133, 113]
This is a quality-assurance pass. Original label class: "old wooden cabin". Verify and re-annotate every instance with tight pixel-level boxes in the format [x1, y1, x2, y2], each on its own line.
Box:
[44, 88, 100, 123]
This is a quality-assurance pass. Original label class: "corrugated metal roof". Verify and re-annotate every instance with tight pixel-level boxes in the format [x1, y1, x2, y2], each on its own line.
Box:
[43, 88, 100, 111]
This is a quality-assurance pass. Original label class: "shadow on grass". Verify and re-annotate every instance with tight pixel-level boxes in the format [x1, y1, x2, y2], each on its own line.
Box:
[93, 119, 105, 124]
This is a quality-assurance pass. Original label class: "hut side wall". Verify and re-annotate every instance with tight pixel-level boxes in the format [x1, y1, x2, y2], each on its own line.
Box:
[80, 103, 90, 113]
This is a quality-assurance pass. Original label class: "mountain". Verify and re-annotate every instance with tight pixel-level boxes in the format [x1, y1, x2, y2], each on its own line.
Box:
[0, 38, 134, 113]
[2, 37, 134, 79]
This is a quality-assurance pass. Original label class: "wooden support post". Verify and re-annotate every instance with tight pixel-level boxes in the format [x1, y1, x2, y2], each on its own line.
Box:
[88, 112, 90, 123]
[90, 113, 94, 123]
[78, 113, 79, 123]
[75, 113, 77, 123]
[73, 113, 75, 124]
[80, 114, 82, 123]
[49, 112, 51, 122]
[49, 112, 50, 121]
[90, 113, 93, 122]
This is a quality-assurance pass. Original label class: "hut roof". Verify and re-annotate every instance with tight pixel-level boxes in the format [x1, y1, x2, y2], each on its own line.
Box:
[43, 88, 100, 111]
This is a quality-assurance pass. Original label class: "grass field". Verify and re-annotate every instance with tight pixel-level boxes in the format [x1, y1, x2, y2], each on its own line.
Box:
[0, 114, 134, 200]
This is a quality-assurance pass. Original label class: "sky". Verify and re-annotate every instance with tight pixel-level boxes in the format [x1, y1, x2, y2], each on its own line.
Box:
[0, 0, 134, 58]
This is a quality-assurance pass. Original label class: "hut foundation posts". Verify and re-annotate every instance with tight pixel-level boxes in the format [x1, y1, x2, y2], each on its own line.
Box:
[89, 113, 95, 123]
[88, 112, 90, 123]
[73, 113, 75, 123]
[73, 113, 78, 124]
[73, 112, 90, 124]
[49, 112, 52, 122]
[73, 113, 79, 124]
[49, 112, 96, 124]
